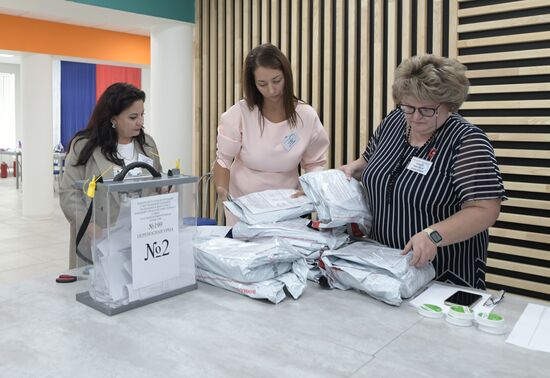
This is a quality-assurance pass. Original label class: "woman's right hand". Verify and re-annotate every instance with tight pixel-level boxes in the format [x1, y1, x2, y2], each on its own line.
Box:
[213, 162, 231, 202]
[338, 157, 368, 181]
[217, 186, 229, 202]
[338, 165, 355, 180]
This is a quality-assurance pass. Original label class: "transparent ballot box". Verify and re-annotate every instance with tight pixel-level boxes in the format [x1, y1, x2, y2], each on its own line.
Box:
[75, 165, 198, 315]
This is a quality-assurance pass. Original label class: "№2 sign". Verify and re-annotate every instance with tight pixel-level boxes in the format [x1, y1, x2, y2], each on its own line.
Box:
[131, 192, 180, 289]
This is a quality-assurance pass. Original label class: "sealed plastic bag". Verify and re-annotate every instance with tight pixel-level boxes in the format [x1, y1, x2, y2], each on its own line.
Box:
[319, 241, 435, 306]
[232, 218, 348, 283]
[194, 237, 308, 303]
[299, 169, 372, 229]
[231, 218, 348, 251]
[223, 189, 314, 224]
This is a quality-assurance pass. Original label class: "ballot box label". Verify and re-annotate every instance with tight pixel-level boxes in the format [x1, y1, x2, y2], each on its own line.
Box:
[131, 192, 179, 289]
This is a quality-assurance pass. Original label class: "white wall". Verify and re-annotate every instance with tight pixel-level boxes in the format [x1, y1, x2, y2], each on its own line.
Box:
[21, 54, 53, 217]
[0, 63, 21, 150]
[141, 67, 151, 134]
[150, 23, 194, 174]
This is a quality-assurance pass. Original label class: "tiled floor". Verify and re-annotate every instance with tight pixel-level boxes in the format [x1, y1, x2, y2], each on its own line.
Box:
[0, 176, 69, 285]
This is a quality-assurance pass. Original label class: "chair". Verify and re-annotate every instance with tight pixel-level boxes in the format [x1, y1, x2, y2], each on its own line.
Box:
[53, 159, 61, 191]
[183, 172, 228, 226]
[53, 152, 66, 192]
[196, 172, 220, 226]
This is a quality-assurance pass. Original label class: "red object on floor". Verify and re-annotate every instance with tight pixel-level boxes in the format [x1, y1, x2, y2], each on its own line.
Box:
[0, 162, 8, 178]
[13, 160, 16, 177]
[56, 274, 77, 283]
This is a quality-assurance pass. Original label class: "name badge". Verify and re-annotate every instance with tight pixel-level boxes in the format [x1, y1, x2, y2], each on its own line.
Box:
[282, 132, 299, 151]
[406, 156, 433, 175]
[138, 153, 154, 166]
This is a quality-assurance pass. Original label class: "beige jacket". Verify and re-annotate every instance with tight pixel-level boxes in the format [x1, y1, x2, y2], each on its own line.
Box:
[59, 134, 162, 268]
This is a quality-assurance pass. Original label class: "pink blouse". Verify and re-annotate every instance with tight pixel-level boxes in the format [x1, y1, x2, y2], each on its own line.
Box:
[216, 99, 330, 198]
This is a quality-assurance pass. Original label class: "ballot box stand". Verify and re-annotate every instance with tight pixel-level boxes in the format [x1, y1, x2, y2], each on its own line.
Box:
[76, 170, 198, 315]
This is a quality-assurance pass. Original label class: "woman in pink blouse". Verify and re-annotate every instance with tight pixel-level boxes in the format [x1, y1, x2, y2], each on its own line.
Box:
[213, 44, 330, 224]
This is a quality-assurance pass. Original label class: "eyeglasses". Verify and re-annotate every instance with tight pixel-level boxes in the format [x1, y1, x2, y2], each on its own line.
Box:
[398, 103, 441, 117]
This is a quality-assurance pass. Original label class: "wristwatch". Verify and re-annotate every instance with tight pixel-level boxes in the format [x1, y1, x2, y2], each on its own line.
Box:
[423, 228, 443, 247]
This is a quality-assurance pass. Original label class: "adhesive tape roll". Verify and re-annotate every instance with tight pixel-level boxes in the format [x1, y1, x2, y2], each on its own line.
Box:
[475, 312, 507, 334]
[448, 305, 474, 320]
[445, 312, 473, 327]
[476, 312, 504, 326]
[418, 304, 445, 318]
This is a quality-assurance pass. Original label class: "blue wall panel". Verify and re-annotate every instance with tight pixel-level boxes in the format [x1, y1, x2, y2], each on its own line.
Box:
[60, 61, 96, 150]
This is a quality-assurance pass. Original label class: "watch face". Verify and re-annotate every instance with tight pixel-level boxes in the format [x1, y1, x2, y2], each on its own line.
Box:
[430, 230, 443, 243]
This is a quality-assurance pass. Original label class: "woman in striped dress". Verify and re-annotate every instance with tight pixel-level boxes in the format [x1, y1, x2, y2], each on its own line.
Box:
[341, 54, 506, 289]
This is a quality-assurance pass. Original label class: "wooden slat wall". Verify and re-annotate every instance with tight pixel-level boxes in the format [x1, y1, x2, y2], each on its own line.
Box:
[457, 0, 550, 301]
[195, 0, 549, 300]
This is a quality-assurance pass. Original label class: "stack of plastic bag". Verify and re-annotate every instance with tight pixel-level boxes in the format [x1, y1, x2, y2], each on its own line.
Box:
[195, 225, 232, 242]
[231, 218, 349, 282]
[319, 241, 435, 306]
[223, 189, 314, 224]
[231, 218, 348, 250]
[299, 169, 372, 230]
[194, 237, 308, 304]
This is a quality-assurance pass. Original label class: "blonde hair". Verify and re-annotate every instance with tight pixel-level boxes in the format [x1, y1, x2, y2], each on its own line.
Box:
[392, 54, 469, 112]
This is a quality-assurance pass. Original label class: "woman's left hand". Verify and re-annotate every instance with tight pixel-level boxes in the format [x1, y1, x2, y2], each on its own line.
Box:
[402, 232, 437, 267]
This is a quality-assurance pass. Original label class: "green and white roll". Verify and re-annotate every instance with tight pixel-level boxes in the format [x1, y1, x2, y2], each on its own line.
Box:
[475, 312, 507, 335]
[418, 303, 445, 318]
[446, 305, 474, 327]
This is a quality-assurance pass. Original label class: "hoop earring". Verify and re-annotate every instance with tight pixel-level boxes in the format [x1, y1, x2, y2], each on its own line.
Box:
[111, 122, 116, 129]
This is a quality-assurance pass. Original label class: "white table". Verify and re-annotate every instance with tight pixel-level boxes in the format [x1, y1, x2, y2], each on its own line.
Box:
[0, 276, 548, 377]
[0, 151, 66, 190]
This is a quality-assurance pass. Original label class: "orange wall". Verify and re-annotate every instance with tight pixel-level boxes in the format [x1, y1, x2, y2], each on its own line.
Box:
[0, 14, 150, 65]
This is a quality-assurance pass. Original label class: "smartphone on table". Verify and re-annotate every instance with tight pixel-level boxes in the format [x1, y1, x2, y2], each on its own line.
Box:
[444, 290, 483, 309]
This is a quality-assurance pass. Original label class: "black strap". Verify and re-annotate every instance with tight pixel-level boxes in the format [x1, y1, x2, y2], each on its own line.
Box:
[75, 199, 94, 264]
[75, 176, 103, 265]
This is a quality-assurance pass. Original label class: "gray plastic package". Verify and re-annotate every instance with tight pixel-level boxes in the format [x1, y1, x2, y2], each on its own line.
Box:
[194, 237, 308, 303]
[196, 266, 287, 304]
[232, 219, 348, 283]
[231, 218, 349, 250]
[320, 241, 435, 306]
[299, 169, 373, 229]
[223, 189, 315, 224]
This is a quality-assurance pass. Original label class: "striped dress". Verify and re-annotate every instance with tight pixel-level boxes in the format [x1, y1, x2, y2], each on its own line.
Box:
[361, 109, 506, 289]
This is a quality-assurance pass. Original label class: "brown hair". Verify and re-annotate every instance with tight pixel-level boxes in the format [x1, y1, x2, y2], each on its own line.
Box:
[243, 43, 299, 132]
[392, 54, 469, 112]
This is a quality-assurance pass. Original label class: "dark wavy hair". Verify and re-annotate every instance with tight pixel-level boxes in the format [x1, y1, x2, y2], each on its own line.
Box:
[243, 43, 300, 133]
[67, 82, 149, 167]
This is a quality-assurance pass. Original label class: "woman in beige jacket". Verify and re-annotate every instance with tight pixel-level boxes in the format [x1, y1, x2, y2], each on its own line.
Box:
[60, 83, 162, 268]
